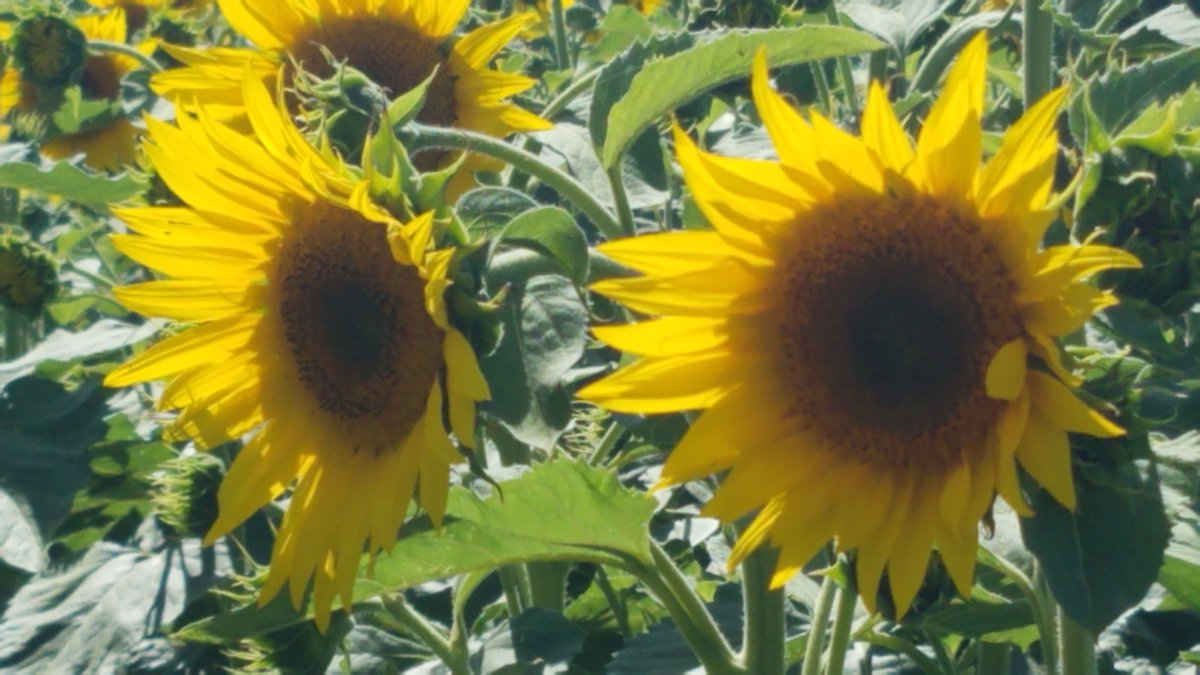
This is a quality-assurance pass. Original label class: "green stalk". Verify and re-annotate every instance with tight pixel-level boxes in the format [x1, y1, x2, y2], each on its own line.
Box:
[636, 541, 742, 675]
[607, 165, 637, 237]
[384, 595, 471, 675]
[588, 420, 625, 466]
[542, 69, 601, 121]
[824, 5, 859, 111]
[595, 566, 634, 638]
[550, 0, 571, 70]
[811, 63, 835, 116]
[403, 124, 623, 240]
[824, 585, 858, 675]
[526, 561, 570, 612]
[982, 547, 1057, 675]
[89, 40, 162, 73]
[1093, 0, 1138, 34]
[499, 566, 530, 618]
[1022, 0, 1054, 110]
[1035, 566, 1061, 673]
[862, 631, 941, 673]
[741, 547, 785, 675]
[801, 574, 838, 675]
[977, 641, 1011, 675]
[1058, 609, 1096, 675]
[3, 311, 27, 360]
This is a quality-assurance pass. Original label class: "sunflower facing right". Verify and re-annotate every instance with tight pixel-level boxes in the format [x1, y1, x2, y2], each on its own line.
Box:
[580, 34, 1141, 617]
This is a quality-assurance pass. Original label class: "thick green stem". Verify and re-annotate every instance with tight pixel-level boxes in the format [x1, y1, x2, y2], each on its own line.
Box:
[867, 49, 888, 86]
[499, 566, 530, 618]
[542, 69, 601, 120]
[1022, 0, 1054, 109]
[801, 573, 838, 675]
[3, 311, 27, 360]
[978, 641, 1011, 675]
[526, 561, 570, 612]
[824, 6, 859, 111]
[588, 420, 625, 466]
[1058, 609, 1096, 675]
[403, 124, 623, 240]
[982, 547, 1057, 675]
[595, 566, 634, 638]
[637, 541, 742, 675]
[385, 595, 471, 675]
[550, 0, 571, 70]
[741, 547, 785, 675]
[606, 165, 637, 237]
[824, 584, 858, 675]
[89, 40, 162, 73]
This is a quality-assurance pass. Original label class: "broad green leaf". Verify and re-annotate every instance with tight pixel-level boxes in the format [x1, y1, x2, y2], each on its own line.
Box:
[538, 122, 668, 211]
[915, 599, 1038, 648]
[1119, 5, 1200, 49]
[589, 32, 695, 150]
[0, 160, 143, 209]
[509, 608, 587, 665]
[0, 319, 163, 388]
[840, 0, 956, 54]
[498, 207, 589, 287]
[178, 460, 656, 642]
[600, 26, 883, 168]
[457, 187, 539, 235]
[1080, 46, 1200, 141]
[1020, 460, 1170, 633]
[479, 274, 587, 449]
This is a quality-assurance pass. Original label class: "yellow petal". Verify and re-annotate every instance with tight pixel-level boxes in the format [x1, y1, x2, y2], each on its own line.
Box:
[1027, 370, 1124, 437]
[104, 315, 260, 387]
[454, 13, 536, 70]
[592, 316, 731, 357]
[976, 87, 1067, 218]
[1014, 409, 1076, 510]
[1018, 244, 1141, 303]
[994, 392, 1033, 516]
[596, 231, 754, 276]
[911, 32, 988, 198]
[861, 79, 915, 172]
[114, 278, 262, 322]
[985, 338, 1027, 400]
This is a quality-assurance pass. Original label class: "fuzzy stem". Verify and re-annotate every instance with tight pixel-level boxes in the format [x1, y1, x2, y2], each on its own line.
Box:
[741, 546, 785, 675]
[637, 541, 742, 675]
[596, 566, 634, 638]
[1022, 0, 1054, 109]
[801, 573, 838, 675]
[542, 69, 601, 120]
[89, 40, 162, 73]
[385, 595, 470, 675]
[550, 0, 571, 70]
[526, 561, 570, 612]
[588, 420, 625, 466]
[403, 124, 623, 240]
[824, 584, 858, 675]
[1058, 609, 1096, 675]
[607, 165, 637, 237]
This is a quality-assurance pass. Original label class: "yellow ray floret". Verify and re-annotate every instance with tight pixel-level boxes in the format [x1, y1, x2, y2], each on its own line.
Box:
[580, 33, 1139, 617]
[105, 73, 489, 631]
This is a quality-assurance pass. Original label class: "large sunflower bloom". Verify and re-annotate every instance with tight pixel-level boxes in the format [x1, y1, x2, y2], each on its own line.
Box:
[104, 74, 490, 630]
[580, 34, 1140, 616]
[7, 8, 153, 171]
[151, 0, 549, 164]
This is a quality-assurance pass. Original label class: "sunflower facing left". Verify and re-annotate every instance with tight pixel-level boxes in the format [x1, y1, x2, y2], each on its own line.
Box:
[580, 34, 1140, 617]
[104, 74, 490, 631]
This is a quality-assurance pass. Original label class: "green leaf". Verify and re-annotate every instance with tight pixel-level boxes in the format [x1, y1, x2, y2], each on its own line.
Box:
[457, 187, 539, 235]
[0, 319, 162, 388]
[600, 26, 883, 168]
[497, 207, 589, 287]
[0, 161, 143, 209]
[1160, 547, 1200, 609]
[840, 0, 956, 54]
[1083, 46, 1200, 139]
[177, 460, 657, 642]
[1020, 460, 1171, 633]
[1119, 5, 1200, 49]
[479, 274, 587, 449]
[589, 32, 695, 151]
[915, 599, 1038, 648]
[509, 608, 587, 665]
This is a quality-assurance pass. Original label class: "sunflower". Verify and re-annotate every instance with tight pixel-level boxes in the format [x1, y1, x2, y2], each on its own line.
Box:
[104, 73, 490, 630]
[579, 34, 1140, 616]
[151, 0, 549, 190]
[4, 8, 154, 172]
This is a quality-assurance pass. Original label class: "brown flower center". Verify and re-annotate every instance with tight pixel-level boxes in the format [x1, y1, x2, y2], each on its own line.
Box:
[768, 194, 1022, 472]
[80, 55, 122, 100]
[274, 201, 443, 454]
[287, 17, 458, 127]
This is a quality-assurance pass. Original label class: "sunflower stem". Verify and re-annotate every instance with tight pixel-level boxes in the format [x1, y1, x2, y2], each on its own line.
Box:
[3, 310, 27, 360]
[640, 541, 742, 675]
[403, 124, 624, 240]
[550, 0, 572, 70]
[1094, 0, 1139, 34]
[824, 583, 858, 675]
[811, 63, 835, 116]
[977, 641, 1011, 675]
[1022, 0, 1054, 110]
[88, 40, 162, 73]
[741, 546, 785, 675]
[588, 420, 624, 466]
[499, 566, 530, 618]
[823, 5, 859, 111]
[981, 546, 1058, 675]
[526, 561, 570, 612]
[385, 594, 470, 675]
[801, 573, 838, 675]
[607, 165, 637, 237]
[1058, 608, 1096, 675]
[1035, 566, 1061, 674]
[595, 565, 635, 638]
[542, 69, 601, 121]
[862, 631, 942, 673]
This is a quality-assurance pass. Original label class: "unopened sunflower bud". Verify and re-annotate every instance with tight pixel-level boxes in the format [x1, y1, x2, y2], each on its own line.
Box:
[152, 453, 224, 540]
[11, 16, 88, 89]
[0, 236, 59, 316]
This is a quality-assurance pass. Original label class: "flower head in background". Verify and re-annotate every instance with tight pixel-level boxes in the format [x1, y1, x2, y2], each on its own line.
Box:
[581, 34, 1139, 616]
[105, 74, 489, 630]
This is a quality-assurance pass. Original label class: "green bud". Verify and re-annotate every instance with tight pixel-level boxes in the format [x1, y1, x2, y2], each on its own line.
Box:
[11, 16, 88, 89]
[0, 235, 59, 316]
[151, 453, 224, 540]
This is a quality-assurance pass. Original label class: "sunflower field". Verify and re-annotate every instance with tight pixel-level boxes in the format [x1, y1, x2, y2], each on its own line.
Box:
[0, 0, 1197, 672]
